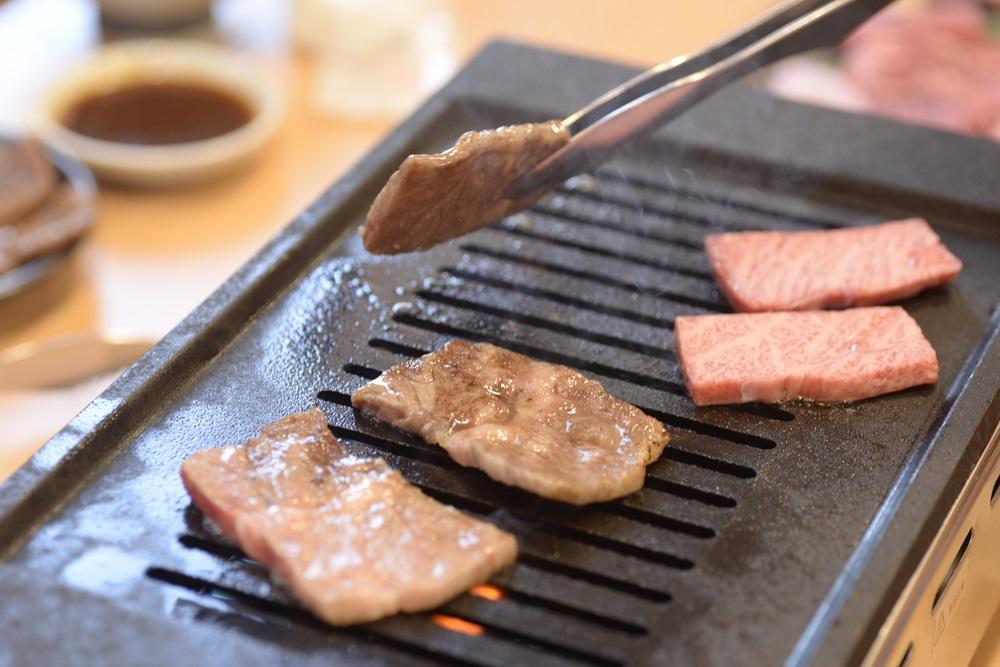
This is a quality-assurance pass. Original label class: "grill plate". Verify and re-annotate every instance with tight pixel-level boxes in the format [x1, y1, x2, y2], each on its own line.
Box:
[2, 42, 1000, 667]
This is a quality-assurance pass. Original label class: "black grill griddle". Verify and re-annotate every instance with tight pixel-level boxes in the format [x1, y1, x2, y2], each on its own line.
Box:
[2, 42, 1000, 667]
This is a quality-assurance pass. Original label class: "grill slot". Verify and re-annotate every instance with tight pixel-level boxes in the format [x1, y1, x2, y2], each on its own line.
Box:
[457, 243, 726, 311]
[415, 288, 677, 358]
[179, 534, 252, 562]
[440, 267, 680, 328]
[637, 478, 737, 508]
[487, 224, 715, 281]
[533, 204, 707, 251]
[430, 609, 626, 667]
[598, 503, 716, 539]
[642, 407, 783, 445]
[368, 338, 434, 358]
[430, 263, 691, 340]
[342, 363, 383, 380]
[431, 610, 626, 667]
[656, 449, 756, 479]
[551, 182, 736, 240]
[494, 559, 663, 621]
[556, 184, 742, 235]
[559, 180, 783, 234]
[643, 454, 750, 499]
[329, 423, 461, 469]
[317, 389, 355, 407]
[514, 554, 671, 603]
[421, 485, 698, 570]
[588, 167, 846, 229]
[487, 588, 648, 636]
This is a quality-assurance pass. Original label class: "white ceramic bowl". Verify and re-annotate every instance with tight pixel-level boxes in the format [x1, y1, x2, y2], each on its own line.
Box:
[34, 40, 286, 187]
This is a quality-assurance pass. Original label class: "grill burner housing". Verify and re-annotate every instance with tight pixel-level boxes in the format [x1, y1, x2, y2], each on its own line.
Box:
[2, 42, 1000, 667]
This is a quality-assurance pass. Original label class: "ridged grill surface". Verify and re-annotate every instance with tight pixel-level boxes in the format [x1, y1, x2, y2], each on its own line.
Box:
[147, 166, 809, 667]
[5, 98, 999, 666]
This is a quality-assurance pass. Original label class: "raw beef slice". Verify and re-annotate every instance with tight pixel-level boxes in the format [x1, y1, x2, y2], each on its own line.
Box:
[705, 218, 962, 312]
[675, 307, 938, 405]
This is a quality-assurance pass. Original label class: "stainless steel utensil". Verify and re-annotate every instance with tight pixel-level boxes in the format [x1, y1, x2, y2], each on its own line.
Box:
[508, 0, 894, 199]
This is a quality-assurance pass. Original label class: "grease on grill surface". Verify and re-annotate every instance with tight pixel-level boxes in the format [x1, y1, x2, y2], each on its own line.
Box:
[362, 121, 569, 254]
[351, 340, 669, 504]
[180, 408, 517, 626]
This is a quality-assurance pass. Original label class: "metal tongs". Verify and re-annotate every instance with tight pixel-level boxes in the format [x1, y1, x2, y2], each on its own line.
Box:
[508, 0, 894, 199]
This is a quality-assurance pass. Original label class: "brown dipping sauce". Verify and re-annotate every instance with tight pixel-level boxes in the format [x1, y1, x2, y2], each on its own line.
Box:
[63, 81, 252, 145]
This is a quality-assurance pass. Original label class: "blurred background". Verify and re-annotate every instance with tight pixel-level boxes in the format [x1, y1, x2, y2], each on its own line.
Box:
[0, 0, 997, 480]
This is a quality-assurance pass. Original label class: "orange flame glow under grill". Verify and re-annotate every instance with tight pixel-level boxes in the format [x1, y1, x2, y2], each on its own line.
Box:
[431, 614, 484, 636]
[469, 584, 505, 601]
